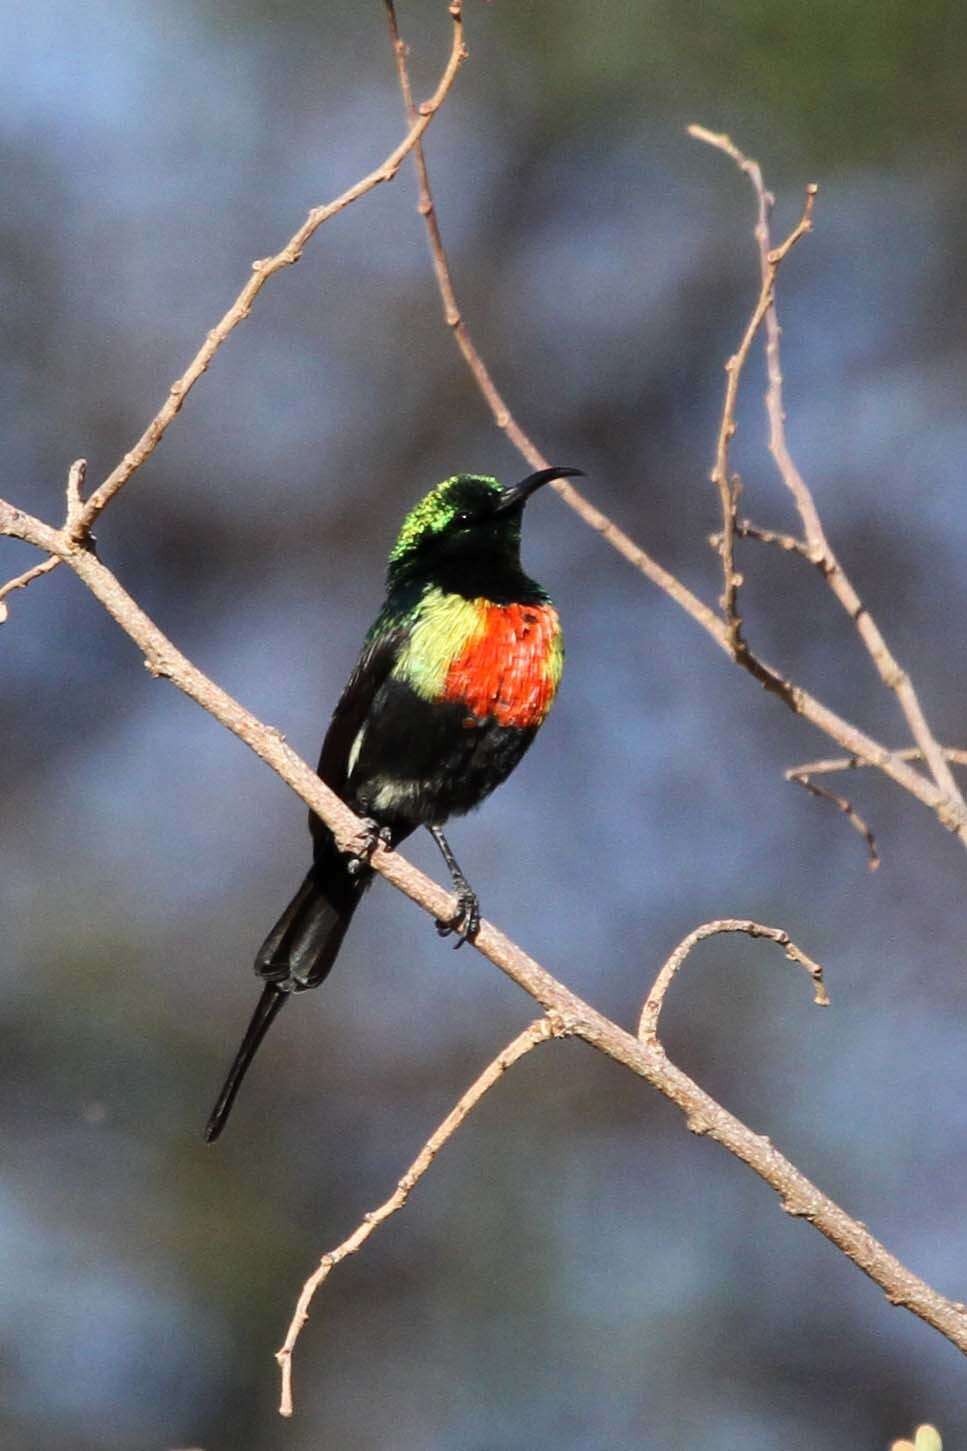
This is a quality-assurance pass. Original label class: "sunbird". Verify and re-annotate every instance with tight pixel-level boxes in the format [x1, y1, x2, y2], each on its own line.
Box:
[205, 465, 583, 1142]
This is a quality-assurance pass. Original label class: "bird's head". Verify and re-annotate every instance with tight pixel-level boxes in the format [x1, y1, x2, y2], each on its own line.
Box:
[386, 467, 584, 585]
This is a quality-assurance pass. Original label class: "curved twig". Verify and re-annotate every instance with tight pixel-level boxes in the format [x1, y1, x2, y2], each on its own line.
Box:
[787, 771, 881, 870]
[0, 555, 60, 622]
[638, 918, 828, 1044]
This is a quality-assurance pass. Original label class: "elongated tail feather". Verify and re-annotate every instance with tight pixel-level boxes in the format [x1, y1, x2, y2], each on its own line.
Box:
[204, 983, 287, 1143]
[204, 854, 367, 1142]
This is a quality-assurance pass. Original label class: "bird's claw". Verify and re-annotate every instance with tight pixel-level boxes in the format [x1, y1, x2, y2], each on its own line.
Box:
[346, 817, 393, 877]
[435, 889, 481, 949]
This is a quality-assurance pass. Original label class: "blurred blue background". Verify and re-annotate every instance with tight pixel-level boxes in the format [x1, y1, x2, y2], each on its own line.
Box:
[2, 1, 967, 1446]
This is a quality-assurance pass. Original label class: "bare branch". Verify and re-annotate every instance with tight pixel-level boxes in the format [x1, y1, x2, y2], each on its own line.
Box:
[730, 518, 819, 564]
[787, 770, 881, 871]
[381, 18, 967, 848]
[76, 3, 466, 534]
[789, 748, 967, 778]
[382, 0, 725, 644]
[0, 459, 88, 620]
[277, 1015, 563, 1416]
[785, 746, 967, 866]
[638, 918, 828, 1045]
[2, 495, 966, 1382]
[0, 554, 60, 623]
[707, 180, 816, 651]
[691, 123, 967, 837]
[2, 0, 466, 605]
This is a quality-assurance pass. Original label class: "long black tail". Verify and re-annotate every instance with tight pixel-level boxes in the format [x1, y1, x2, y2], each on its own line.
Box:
[204, 982, 288, 1143]
[204, 854, 366, 1143]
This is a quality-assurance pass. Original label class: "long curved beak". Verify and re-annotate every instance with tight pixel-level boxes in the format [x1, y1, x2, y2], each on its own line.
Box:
[494, 465, 585, 514]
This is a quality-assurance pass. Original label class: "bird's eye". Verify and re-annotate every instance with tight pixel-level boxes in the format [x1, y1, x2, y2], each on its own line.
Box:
[454, 511, 473, 527]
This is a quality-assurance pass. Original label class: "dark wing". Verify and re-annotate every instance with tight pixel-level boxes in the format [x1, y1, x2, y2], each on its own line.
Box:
[315, 612, 406, 797]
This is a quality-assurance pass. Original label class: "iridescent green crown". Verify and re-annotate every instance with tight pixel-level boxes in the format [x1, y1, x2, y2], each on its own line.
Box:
[389, 474, 502, 564]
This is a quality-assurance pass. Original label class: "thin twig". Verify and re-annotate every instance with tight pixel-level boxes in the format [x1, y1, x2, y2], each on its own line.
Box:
[3, 493, 967, 1382]
[277, 1015, 562, 1416]
[787, 772, 881, 870]
[0, 555, 60, 623]
[785, 747, 967, 868]
[730, 518, 819, 564]
[2, 6, 464, 616]
[0, 459, 89, 620]
[691, 123, 967, 839]
[789, 748, 967, 778]
[707, 181, 816, 651]
[639, 919, 828, 1044]
[76, 3, 465, 533]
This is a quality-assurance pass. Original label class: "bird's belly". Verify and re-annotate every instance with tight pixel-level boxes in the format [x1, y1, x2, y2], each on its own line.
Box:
[350, 705, 539, 828]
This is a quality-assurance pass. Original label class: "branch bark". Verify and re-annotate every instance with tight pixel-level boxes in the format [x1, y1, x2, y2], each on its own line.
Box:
[3, 488, 966, 1397]
[3, 9, 967, 1417]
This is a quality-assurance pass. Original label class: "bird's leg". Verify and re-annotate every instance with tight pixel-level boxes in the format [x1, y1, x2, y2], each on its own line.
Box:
[346, 815, 394, 877]
[428, 825, 481, 948]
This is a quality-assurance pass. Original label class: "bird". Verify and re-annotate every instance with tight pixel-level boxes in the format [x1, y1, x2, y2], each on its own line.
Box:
[204, 465, 584, 1142]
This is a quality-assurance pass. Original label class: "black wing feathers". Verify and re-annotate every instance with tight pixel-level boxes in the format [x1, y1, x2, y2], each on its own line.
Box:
[315, 615, 406, 796]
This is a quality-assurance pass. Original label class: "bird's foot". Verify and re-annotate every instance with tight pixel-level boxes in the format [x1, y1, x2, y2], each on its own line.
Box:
[435, 888, 481, 949]
[347, 817, 393, 877]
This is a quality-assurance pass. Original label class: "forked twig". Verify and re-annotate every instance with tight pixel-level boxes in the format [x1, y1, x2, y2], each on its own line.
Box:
[381, 11, 967, 847]
[639, 918, 828, 1045]
[277, 1015, 563, 1415]
[691, 123, 967, 837]
[786, 747, 967, 867]
[0, 459, 90, 622]
[707, 179, 817, 651]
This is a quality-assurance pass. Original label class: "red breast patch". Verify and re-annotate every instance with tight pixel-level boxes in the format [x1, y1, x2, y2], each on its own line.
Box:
[442, 602, 561, 729]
